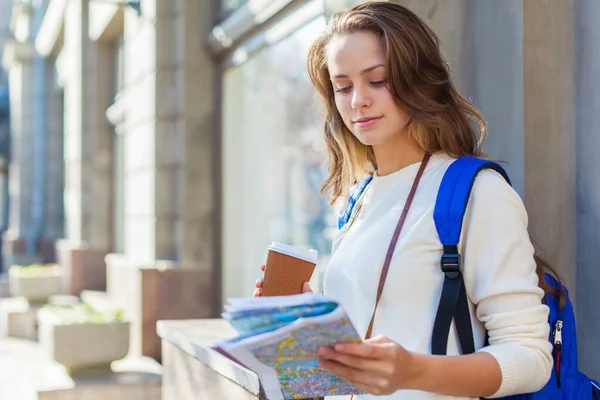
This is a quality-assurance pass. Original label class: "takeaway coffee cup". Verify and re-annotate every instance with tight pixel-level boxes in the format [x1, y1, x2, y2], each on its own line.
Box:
[261, 242, 318, 297]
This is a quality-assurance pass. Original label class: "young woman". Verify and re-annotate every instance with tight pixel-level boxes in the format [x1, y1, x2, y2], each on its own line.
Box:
[254, 2, 552, 398]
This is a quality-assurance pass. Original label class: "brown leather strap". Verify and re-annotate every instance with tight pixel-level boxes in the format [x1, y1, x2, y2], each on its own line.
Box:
[364, 153, 431, 340]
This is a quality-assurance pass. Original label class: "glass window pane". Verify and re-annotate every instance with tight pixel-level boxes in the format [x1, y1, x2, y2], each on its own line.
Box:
[222, 16, 334, 301]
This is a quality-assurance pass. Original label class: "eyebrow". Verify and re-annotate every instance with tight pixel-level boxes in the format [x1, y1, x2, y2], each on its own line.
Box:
[331, 64, 385, 79]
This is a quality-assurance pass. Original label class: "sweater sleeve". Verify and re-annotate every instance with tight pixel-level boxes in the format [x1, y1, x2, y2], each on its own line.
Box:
[460, 170, 553, 398]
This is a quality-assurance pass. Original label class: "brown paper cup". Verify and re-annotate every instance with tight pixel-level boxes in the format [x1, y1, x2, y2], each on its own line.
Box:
[261, 242, 317, 297]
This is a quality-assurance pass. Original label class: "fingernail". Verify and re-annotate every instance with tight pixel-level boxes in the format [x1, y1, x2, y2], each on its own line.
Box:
[335, 344, 345, 351]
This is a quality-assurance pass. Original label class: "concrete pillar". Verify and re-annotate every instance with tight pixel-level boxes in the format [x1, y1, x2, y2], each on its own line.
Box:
[3, 52, 38, 267]
[39, 60, 65, 262]
[392, 0, 471, 95]
[468, 0, 525, 196]
[2, 2, 68, 268]
[574, 0, 600, 376]
[1, 1, 44, 267]
[62, 0, 112, 248]
[105, 0, 217, 360]
[58, 0, 111, 295]
[175, 0, 216, 275]
[119, 3, 159, 262]
[114, 0, 215, 267]
[523, 0, 577, 292]
[85, 41, 113, 251]
[154, 0, 181, 264]
[62, 0, 90, 244]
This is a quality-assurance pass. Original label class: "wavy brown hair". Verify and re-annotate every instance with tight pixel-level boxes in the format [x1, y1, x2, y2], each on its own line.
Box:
[307, 1, 566, 307]
[307, 1, 485, 204]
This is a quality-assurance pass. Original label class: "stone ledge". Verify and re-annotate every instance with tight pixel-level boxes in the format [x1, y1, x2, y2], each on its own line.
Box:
[157, 319, 261, 396]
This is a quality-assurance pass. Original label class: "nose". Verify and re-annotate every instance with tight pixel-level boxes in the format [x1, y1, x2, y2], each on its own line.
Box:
[351, 87, 371, 110]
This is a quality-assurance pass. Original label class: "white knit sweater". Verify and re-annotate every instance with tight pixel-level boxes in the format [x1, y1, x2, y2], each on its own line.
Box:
[323, 153, 553, 399]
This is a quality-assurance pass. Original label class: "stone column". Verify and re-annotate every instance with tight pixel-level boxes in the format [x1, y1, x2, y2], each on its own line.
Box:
[0, 0, 45, 269]
[523, 0, 577, 291]
[85, 41, 113, 251]
[176, 0, 216, 279]
[3, 1, 68, 269]
[468, 0, 525, 196]
[105, 0, 217, 361]
[392, 0, 471, 94]
[62, 0, 89, 244]
[3, 47, 38, 268]
[56, 0, 110, 295]
[574, 0, 600, 376]
[39, 60, 65, 263]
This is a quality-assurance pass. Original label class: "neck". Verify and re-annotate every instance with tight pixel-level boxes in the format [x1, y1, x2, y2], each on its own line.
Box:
[372, 133, 426, 176]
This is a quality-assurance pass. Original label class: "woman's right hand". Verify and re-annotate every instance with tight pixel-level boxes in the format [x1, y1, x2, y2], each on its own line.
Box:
[253, 264, 313, 297]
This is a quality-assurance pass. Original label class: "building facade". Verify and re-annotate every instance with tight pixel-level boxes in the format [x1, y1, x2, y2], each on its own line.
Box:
[2, 0, 600, 373]
[0, 0, 13, 269]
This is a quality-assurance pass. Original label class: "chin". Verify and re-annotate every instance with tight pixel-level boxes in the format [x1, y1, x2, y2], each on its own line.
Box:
[353, 130, 390, 147]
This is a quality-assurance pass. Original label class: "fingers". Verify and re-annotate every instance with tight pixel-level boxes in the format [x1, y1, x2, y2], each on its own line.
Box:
[302, 281, 313, 293]
[365, 335, 390, 344]
[254, 264, 265, 296]
[333, 341, 392, 359]
[318, 360, 387, 394]
[318, 347, 389, 375]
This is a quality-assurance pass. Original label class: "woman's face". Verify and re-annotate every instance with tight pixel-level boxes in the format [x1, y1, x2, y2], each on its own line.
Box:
[327, 30, 410, 147]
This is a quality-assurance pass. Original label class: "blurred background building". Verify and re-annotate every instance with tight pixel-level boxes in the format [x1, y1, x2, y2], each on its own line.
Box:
[0, 0, 11, 268]
[0, 0, 599, 375]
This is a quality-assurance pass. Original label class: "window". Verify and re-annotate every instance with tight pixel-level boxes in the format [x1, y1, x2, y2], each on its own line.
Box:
[222, 16, 335, 301]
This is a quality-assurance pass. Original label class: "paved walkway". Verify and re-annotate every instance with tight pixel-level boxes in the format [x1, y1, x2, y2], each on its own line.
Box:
[0, 337, 51, 400]
[0, 335, 163, 400]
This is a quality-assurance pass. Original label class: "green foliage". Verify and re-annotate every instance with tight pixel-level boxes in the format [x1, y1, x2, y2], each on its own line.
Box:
[40, 303, 126, 325]
[10, 264, 58, 277]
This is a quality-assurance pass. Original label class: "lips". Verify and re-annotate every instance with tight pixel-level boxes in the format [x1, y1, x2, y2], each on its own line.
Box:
[353, 116, 382, 128]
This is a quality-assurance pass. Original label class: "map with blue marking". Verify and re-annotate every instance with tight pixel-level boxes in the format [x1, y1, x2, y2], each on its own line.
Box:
[251, 318, 362, 398]
[215, 294, 365, 400]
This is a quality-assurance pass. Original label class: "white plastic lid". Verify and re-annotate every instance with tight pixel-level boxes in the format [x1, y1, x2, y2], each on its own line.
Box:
[268, 242, 318, 264]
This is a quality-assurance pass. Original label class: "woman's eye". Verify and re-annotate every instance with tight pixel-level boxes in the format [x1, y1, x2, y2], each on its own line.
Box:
[371, 80, 386, 86]
[335, 86, 351, 93]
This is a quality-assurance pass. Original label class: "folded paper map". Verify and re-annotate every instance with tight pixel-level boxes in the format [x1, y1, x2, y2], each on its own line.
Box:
[213, 293, 365, 400]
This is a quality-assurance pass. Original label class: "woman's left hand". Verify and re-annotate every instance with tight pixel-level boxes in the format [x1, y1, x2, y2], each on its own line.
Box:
[317, 335, 420, 396]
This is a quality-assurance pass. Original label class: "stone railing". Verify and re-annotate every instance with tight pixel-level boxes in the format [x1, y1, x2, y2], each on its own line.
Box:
[157, 319, 324, 400]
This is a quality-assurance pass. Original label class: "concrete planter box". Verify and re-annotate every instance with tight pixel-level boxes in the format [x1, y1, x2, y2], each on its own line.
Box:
[0, 273, 9, 298]
[9, 265, 62, 301]
[55, 240, 108, 296]
[0, 297, 42, 340]
[106, 253, 216, 361]
[38, 308, 130, 372]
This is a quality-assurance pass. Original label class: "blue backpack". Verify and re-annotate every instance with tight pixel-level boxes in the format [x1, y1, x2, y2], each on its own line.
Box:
[339, 156, 600, 399]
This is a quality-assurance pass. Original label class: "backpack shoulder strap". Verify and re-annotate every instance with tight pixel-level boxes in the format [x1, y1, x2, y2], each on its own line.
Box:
[432, 156, 510, 356]
[338, 175, 373, 229]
